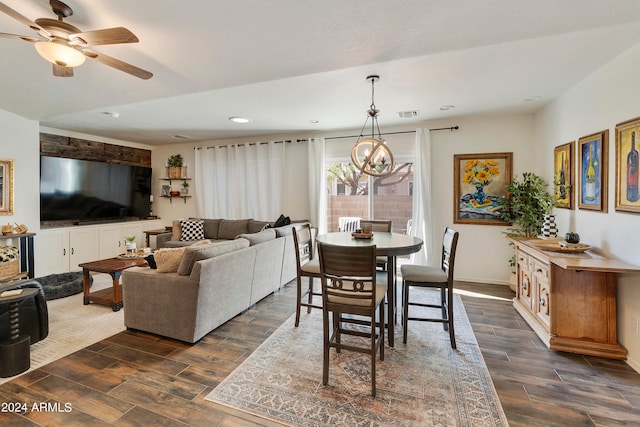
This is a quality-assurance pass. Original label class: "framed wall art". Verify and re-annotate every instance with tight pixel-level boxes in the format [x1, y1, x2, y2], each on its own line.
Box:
[0, 158, 14, 215]
[553, 141, 574, 209]
[578, 130, 608, 212]
[454, 152, 512, 225]
[614, 117, 640, 213]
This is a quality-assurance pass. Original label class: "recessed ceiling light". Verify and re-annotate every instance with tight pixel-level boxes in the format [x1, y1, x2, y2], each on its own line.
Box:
[440, 105, 455, 111]
[101, 111, 120, 118]
[310, 120, 319, 124]
[523, 96, 541, 102]
[229, 116, 251, 123]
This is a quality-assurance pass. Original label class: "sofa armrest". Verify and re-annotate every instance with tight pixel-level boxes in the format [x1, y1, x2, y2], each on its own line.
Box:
[155, 232, 173, 248]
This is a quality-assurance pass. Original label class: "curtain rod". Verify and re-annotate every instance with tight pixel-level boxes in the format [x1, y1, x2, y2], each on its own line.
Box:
[196, 139, 307, 150]
[324, 126, 459, 140]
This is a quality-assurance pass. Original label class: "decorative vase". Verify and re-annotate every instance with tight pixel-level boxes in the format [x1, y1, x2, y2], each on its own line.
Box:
[473, 185, 486, 204]
[125, 242, 136, 256]
[168, 166, 182, 179]
[541, 214, 558, 238]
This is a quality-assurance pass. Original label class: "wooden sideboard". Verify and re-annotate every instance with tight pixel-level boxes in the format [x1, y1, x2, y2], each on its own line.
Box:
[511, 238, 640, 360]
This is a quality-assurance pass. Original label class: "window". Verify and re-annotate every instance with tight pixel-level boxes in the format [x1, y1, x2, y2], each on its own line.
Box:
[326, 161, 414, 233]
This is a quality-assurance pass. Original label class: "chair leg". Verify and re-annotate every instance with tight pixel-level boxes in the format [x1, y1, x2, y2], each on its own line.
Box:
[448, 286, 456, 349]
[402, 279, 409, 344]
[306, 276, 314, 314]
[379, 302, 385, 361]
[440, 287, 448, 331]
[295, 277, 302, 327]
[322, 310, 330, 385]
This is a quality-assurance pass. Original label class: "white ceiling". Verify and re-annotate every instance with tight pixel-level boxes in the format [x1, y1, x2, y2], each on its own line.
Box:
[1, 0, 640, 145]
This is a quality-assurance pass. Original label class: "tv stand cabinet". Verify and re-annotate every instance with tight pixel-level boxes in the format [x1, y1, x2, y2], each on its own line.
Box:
[512, 238, 640, 360]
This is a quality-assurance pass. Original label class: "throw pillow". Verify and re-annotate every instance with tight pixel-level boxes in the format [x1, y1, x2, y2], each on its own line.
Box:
[144, 254, 157, 269]
[180, 219, 204, 241]
[236, 228, 276, 246]
[274, 214, 291, 227]
[154, 247, 186, 273]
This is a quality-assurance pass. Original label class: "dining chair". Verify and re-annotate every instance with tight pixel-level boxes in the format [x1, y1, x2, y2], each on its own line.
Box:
[317, 241, 387, 397]
[401, 227, 459, 348]
[359, 219, 392, 271]
[292, 223, 322, 327]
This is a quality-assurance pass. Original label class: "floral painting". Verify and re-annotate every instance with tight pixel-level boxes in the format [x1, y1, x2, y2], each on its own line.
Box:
[454, 152, 512, 225]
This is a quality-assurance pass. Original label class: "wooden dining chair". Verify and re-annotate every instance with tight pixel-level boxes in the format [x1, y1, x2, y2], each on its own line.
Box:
[401, 227, 459, 348]
[359, 219, 392, 271]
[292, 224, 322, 327]
[317, 241, 387, 397]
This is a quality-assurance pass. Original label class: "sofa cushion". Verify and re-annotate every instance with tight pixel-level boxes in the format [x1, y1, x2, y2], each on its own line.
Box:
[203, 219, 222, 239]
[155, 247, 186, 273]
[177, 238, 250, 276]
[172, 219, 182, 240]
[180, 219, 205, 241]
[236, 228, 276, 246]
[248, 219, 270, 234]
[218, 219, 250, 240]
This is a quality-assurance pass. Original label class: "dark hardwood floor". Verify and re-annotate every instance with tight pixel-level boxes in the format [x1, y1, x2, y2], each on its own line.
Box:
[1, 280, 639, 426]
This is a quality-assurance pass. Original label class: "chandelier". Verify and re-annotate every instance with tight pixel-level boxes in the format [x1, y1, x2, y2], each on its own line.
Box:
[351, 74, 395, 177]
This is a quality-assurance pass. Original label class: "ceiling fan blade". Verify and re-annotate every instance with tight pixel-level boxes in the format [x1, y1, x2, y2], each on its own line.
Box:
[70, 27, 139, 46]
[82, 49, 152, 80]
[0, 32, 38, 42]
[52, 63, 73, 77]
[0, 2, 51, 38]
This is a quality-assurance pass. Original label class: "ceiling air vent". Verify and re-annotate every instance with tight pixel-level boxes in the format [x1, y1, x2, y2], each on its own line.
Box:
[398, 110, 419, 119]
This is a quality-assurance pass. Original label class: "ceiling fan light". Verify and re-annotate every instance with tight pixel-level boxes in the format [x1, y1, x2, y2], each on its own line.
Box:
[35, 40, 85, 67]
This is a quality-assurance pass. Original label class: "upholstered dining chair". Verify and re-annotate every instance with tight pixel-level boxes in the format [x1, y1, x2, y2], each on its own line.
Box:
[292, 223, 322, 327]
[401, 227, 459, 348]
[317, 241, 387, 397]
[359, 219, 392, 271]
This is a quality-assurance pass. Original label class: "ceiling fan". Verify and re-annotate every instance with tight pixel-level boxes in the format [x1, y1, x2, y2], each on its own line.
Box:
[0, 0, 152, 79]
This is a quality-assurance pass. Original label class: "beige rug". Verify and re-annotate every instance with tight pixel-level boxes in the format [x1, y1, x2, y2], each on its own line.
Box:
[0, 274, 125, 385]
[206, 290, 509, 426]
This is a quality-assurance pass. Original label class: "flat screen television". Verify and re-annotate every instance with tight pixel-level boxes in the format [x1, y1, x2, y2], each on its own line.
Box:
[40, 155, 151, 224]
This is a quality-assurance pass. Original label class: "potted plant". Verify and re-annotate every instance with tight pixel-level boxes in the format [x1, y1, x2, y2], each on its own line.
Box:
[181, 179, 189, 195]
[167, 154, 183, 179]
[124, 235, 137, 256]
[500, 172, 557, 290]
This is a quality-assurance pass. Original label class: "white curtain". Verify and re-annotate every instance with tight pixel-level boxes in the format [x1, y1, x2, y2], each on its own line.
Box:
[308, 137, 327, 234]
[194, 142, 284, 219]
[410, 128, 437, 266]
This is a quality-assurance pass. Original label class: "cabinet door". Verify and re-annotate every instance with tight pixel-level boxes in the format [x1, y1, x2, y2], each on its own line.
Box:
[533, 259, 551, 328]
[517, 251, 533, 310]
[36, 230, 70, 276]
[69, 228, 98, 270]
[99, 225, 125, 258]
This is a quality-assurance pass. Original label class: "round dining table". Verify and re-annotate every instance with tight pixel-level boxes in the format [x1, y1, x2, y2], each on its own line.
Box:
[316, 231, 423, 347]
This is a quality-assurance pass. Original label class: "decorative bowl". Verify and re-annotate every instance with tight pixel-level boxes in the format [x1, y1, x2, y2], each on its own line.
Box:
[169, 191, 181, 197]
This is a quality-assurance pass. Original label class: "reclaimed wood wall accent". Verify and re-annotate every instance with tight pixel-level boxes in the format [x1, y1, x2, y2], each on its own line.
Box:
[40, 133, 151, 167]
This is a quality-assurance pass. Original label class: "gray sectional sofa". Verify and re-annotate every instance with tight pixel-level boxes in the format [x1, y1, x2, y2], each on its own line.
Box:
[121, 219, 304, 343]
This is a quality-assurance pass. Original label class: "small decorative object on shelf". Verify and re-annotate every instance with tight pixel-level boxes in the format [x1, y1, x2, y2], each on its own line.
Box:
[541, 214, 558, 238]
[181, 180, 189, 195]
[565, 232, 580, 244]
[2, 224, 13, 235]
[166, 154, 183, 179]
[124, 235, 137, 256]
[13, 222, 27, 234]
[169, 191, 181, 197]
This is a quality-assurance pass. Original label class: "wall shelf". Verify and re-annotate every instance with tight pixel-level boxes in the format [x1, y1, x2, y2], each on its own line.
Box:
[160, 178, 191, 203]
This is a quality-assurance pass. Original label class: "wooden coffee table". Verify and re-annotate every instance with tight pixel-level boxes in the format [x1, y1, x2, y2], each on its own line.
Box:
[79, 257, 147, 311]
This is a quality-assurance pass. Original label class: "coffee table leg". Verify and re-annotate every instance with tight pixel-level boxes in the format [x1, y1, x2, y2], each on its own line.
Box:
[82, 268, 91, 305]
[110, 271, 123, 312]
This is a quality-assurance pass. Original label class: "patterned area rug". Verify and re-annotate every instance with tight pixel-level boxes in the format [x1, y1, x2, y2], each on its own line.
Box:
[206, 290, 508, 426]
[0, 274, 125, 385]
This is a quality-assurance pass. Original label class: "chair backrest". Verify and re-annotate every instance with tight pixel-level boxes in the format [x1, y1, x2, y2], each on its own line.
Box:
[360, 219, 392, 233]
[338, 217, 361, 232]
[441, 227, 459, 283]
[292, 224, 314, 270]
[317, 242, 378, 310]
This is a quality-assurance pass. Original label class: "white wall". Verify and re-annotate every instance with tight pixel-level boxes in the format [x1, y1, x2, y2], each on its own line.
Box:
[0, 108, 40, 245]
[534, 41, 640, 371]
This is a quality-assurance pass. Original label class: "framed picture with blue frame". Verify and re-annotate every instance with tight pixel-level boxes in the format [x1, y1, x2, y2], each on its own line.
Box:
[578, 130, 608, 212]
